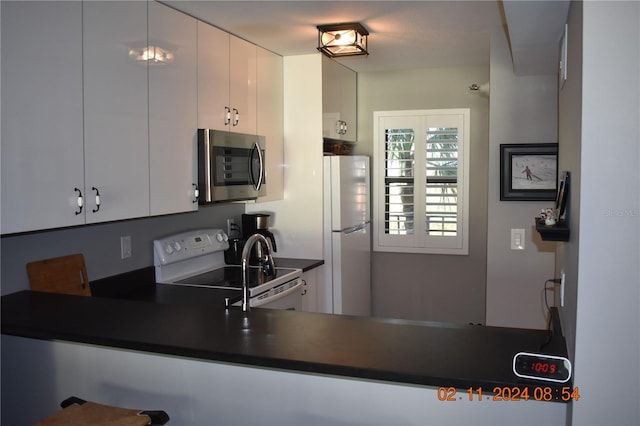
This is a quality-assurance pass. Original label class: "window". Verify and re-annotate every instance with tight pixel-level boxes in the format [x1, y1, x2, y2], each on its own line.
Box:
[373, 109, 470, 254]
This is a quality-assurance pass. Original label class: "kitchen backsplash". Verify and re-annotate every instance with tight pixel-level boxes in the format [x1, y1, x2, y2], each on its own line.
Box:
[0, 203, 244, 295]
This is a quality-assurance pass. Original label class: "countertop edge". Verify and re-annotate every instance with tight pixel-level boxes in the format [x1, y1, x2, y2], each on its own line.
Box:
[1, 291, 571, 401]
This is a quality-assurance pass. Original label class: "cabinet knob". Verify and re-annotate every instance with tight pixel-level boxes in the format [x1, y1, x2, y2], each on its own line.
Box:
[224, 107, 231, 125]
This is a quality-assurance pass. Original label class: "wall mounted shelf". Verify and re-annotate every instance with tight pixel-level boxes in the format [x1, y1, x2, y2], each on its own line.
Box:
[535, 218, 570, 241]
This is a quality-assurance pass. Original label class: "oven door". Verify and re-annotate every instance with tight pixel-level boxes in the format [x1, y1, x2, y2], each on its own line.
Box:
[243, 278, 303, 310]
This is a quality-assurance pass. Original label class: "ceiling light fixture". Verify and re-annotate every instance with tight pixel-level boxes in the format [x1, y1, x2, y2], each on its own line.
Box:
[129, 45, 174, 64]
[317, 22, 369, 58]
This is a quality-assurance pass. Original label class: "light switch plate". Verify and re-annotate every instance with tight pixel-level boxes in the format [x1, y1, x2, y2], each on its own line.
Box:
[511, 228, 525, 250]
[120, 235, 132, 259]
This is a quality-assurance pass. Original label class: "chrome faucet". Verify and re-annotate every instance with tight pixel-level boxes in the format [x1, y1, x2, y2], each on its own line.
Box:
[240, 233, 276, 312]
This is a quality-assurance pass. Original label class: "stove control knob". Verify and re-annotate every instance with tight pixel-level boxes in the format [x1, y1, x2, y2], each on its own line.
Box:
[216, 232, 228, 243]
[173, 241, 182, 252]
[164, 244, 174, 255]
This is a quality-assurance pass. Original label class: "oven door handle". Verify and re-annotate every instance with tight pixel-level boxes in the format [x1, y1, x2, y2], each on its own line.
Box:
[249, 279, 302, 308]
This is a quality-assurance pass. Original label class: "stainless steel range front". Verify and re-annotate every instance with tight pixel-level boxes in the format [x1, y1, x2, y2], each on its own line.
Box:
[153, 229, 302, 309]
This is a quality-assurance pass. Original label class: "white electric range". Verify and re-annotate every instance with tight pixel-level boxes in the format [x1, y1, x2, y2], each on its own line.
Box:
[153, 229, 303, 310]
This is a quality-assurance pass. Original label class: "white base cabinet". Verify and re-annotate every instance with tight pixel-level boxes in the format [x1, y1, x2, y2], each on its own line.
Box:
[301, 268, 321, 313]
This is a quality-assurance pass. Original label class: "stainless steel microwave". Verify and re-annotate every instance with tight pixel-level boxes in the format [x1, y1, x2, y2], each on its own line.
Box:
[197, 129, 266, 204]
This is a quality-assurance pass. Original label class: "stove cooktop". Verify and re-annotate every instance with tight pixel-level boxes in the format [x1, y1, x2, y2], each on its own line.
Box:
[174, 266, 298, 291]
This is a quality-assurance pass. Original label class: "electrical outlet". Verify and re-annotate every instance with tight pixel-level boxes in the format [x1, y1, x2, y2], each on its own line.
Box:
[560, 270, 566, 307]
[120, 235, 132, 259]
[227, 219, 235, 237]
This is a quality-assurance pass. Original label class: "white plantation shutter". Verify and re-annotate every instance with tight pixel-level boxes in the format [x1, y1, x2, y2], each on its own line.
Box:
[384, 128, 415, 236]
[374, 109, 469, 255]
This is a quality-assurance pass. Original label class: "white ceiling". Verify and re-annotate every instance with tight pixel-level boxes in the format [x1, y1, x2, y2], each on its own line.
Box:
[164, 0, 568, 75]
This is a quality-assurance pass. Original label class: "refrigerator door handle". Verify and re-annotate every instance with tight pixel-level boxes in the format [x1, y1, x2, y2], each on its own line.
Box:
[342, 223, 369, 234]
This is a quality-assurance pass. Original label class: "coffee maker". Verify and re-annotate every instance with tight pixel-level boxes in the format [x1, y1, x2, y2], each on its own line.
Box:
[242, 213, 277, 264]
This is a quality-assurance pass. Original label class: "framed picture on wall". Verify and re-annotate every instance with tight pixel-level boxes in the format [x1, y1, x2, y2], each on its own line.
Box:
[500, 143, 558, 201]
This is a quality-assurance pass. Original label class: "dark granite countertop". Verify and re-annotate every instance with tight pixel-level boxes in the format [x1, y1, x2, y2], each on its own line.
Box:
[1, 282, 571, 397]
[274, 257, 324, 272]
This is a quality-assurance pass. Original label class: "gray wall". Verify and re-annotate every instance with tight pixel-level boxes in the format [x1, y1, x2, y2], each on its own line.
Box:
[0, 204, 244, 295]
[559, 2, 640, 424]
[485, 26, 559, 330]
[356, 66, 489, 324]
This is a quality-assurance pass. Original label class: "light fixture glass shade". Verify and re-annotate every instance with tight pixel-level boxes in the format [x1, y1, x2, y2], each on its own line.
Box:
[317, 23, 369, 58]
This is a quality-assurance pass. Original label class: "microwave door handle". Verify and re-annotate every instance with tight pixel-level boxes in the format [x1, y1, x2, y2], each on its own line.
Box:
[250, 142, 264, 191]
[204, 130, 213, 202]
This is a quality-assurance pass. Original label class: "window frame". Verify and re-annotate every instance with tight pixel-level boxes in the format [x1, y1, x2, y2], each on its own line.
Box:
[373, 108, 470, 255]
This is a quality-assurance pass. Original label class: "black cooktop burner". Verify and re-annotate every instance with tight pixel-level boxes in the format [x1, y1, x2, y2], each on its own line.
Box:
[175, 266, 293, 289]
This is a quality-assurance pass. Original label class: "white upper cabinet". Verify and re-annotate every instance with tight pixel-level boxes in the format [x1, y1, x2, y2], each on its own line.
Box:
[148, 1, 198, 215]
[255, 46, 284, 202]
[1, 2, 281, 235]
[82, 1, 149, 223]
[197, 21, 229, 131]
[1, 2, 85, 234]
[322, 56, 357, 142]
[198, 21, 257, 134]
[229, 36, 257, 135]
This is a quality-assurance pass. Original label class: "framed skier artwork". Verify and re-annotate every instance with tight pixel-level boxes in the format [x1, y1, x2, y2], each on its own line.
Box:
[500, 143, 558, 201]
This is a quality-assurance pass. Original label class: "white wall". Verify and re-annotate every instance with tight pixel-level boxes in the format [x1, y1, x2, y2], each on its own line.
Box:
[2, 336, 568, 426]
[245, 54, 324, 260]
[485, 25, 559, 330]
[560, 2, 640, 425]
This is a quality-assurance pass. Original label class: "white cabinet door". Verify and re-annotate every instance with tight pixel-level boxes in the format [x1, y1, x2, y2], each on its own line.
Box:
[301, 268, 320, 313]
[197, 21, 230, 131]
[322, 56, 357, 141]
[1, 2, 85, 234]
[198, 23, 257, 135]
[322, 56, 342, 139]
[83, 1, 149, 223]
[229, 36, 257, 135]
[256, 47, 283, 202]
[340, 65, 357, 142]
[149, 1, 198, 215]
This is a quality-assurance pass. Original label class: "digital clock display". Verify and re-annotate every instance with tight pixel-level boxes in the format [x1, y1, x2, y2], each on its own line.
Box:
[513, 352, 571, 383]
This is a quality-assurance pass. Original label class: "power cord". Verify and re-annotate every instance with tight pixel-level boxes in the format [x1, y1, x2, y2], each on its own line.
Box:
[541, 278, 562, 350]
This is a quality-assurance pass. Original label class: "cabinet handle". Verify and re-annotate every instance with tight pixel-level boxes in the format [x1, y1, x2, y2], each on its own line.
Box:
[335, 120, 347, 135]
[92, 187, 101, 213]
[232, 108, 239, 126]
[74, 188, 84, 215]
[224, 107, 231, 125]
[192, 184, 199, 203]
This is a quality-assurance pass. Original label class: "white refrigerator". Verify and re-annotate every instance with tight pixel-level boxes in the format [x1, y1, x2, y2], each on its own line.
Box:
[323, 155, 371, 316]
